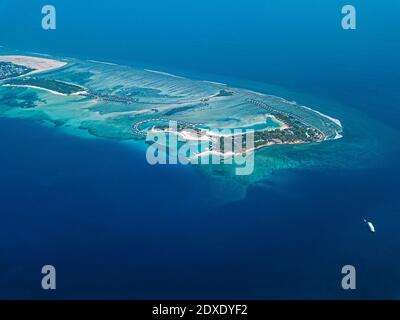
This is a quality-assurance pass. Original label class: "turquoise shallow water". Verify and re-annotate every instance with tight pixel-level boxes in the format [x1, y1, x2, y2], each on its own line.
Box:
[0, 0, 399, 299]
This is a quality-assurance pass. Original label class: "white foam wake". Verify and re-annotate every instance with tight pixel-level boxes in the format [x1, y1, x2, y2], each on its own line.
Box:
[144, 69, 185, 79]
[87, 60, 117, 66]
[301, 105, 343, 128]
[202, 80, 227, 86]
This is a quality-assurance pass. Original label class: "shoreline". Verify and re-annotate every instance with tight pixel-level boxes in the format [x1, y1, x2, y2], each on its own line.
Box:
[150, 126, 319, 159]
[0, 52, 343, 146]
[0, 55, 67, 77]
[2, 84, 87, 97]
[0, 53, 343, 132]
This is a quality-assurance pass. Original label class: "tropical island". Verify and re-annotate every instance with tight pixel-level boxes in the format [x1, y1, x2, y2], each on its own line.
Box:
[0, 53, 343, 155]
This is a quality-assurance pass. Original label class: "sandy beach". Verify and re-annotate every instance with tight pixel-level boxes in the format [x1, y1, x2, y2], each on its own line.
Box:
[2, 84, 67, 96]
[0, 55, 67, 76]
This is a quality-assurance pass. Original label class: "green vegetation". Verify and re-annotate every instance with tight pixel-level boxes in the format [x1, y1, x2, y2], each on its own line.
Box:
[5, 77, 85, 94]
[142, 111, 324, 153]
[0, 62, 34, 80]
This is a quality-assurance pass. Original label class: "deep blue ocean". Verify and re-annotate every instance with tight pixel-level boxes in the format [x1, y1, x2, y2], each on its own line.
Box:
[0, 0, 399, 299]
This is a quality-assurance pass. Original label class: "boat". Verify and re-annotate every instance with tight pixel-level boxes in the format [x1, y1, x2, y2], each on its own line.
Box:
[364, 219, 376, 233]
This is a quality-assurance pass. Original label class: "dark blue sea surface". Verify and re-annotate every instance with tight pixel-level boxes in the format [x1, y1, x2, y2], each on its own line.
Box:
[0, 117, 399, 299]
[0, 0, 399, 299]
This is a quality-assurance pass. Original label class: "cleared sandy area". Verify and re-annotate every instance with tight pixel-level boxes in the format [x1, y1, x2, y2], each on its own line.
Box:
[0, 55, 67, 76]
